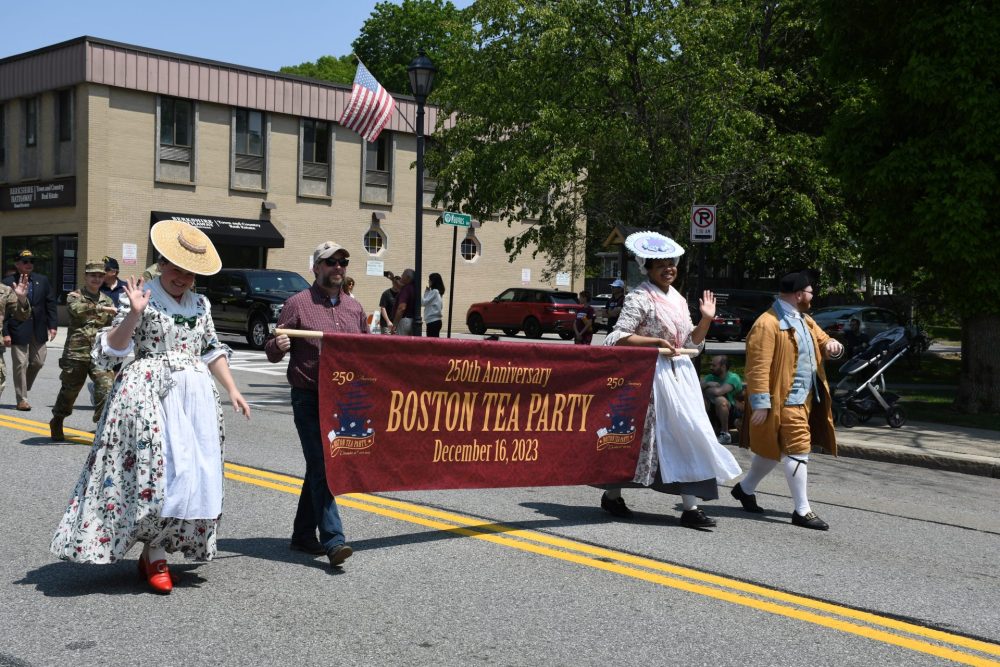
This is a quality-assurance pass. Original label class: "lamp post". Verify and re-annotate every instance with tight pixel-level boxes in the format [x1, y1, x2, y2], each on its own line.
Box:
[407, 50, 437, 337]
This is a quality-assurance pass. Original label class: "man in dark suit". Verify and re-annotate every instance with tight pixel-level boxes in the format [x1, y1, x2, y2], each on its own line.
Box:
[2, 250, 58, 411]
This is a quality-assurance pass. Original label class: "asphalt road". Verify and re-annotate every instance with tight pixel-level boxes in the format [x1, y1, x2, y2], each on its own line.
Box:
[0, 340, 995, 667]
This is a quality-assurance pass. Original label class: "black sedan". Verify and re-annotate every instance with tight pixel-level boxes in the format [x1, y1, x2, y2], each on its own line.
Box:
[690, 305, 742, 342]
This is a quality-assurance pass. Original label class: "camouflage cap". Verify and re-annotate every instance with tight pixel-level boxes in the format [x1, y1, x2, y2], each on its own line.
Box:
[85, 260, 106, 274]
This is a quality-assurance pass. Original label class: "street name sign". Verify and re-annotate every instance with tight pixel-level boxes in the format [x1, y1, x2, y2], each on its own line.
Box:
[442, 211, 472, 227]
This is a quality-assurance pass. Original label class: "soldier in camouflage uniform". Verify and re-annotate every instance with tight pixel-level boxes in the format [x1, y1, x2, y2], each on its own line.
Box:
[0, 274, 33, 400]
[50, 261, 118, 441]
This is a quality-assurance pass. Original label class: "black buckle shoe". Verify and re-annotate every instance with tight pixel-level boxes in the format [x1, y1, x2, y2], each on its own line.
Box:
[680, 508, 717, 529]
[731, 483, 764, 513]
[600, 492, 633, 519]
[791, 511, 829, 531]
[289, 536, 326, 555]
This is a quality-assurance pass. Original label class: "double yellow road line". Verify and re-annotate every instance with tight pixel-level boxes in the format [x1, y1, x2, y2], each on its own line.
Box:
[4, 414, 999, 666]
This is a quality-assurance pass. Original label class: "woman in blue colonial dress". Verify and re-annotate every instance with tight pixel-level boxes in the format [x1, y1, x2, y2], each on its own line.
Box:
[599, 231, 741, 528]
[51, 220, 251, 594]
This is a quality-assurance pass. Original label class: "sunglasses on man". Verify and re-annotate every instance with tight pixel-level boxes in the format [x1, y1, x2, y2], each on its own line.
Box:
[321, 257, 350, 268]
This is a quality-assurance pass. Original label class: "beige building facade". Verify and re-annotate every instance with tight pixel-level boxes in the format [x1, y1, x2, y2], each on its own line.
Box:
[0, 37, 583, 331]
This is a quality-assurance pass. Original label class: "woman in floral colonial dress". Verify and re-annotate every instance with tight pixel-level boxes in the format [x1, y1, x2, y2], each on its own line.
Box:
[599, 232, 741, 528]
[51, 220, 251, 594]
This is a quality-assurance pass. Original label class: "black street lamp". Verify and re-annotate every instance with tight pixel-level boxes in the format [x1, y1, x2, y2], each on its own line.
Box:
[407, 50, 436, 336]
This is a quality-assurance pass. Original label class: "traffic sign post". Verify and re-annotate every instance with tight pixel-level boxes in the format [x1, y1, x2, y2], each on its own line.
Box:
[442, 211, 471, 337]
[690, 204, 716, 243]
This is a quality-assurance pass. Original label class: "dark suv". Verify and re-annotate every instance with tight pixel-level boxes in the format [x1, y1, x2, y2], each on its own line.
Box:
[466, 287, 582, 339]
[196, 269, 311, 349]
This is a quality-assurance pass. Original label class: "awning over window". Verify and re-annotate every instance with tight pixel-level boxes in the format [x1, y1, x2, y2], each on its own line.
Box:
[150, 211, 284, 248]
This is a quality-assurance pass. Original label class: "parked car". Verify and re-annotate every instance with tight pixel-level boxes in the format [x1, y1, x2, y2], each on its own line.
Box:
[591, 293, 612, 333]
[195, 268, 311, 349]
[690, 305, 742, 342]
[728, 305, 765, 340]
[810, 305, 900, 341]
[466, 288, 582, 339]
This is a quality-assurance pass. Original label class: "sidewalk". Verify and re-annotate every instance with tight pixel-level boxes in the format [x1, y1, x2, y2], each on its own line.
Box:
[831, 421, 1000, 479]
[37, 331, 1000, 479]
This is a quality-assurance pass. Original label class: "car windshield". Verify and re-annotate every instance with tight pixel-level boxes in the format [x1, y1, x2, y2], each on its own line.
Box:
[811, 307, 859, 320]
[247, 272, 310, 294]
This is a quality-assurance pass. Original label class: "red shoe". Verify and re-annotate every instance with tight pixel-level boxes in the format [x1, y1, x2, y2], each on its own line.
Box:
[138, 555, 173, 594]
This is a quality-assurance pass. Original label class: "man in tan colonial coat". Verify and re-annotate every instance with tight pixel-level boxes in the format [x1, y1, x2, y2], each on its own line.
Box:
[734, 270, 842, 530]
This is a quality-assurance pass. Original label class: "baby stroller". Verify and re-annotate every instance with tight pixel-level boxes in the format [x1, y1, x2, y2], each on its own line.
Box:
[832, 326, 910, 429]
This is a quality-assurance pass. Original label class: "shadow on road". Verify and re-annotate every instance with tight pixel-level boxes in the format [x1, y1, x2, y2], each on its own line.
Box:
[16, 560, 208, 597]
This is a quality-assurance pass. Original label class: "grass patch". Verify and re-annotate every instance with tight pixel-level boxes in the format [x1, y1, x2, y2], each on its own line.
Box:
[881, 352, 961, 385]
[927, 325, 960, 342]
[709, 351, 999, 430]
[897, 390, 1000, 431]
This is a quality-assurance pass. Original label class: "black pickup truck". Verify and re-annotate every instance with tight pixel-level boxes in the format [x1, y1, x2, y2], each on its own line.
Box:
[195, 269, 310, 349]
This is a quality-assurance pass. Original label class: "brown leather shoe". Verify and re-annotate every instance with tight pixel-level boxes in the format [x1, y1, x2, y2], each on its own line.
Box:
[16, 400, 31, 411]
[50, 417, 65, 441]
[327, 544, 353, 568]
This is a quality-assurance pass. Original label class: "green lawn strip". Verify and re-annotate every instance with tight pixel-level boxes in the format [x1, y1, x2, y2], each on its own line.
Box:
[896, 389, 1000, 432]
[709, 351, 998, 430]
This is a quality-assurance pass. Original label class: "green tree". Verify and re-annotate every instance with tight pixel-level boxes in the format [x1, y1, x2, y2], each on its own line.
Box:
[427, 0, 854, 285]
[280, 54, 356, 85]
[352, 0, 470, 94]
[820, 0, 1000, 412]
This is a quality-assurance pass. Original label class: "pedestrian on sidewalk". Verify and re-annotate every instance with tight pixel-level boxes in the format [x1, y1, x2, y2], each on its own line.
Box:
[733, 270, 843, 530]
[597, 231, 741, 529]
[51, 220, 251, 595]
[422, 272, 446, 338]
[265, 240, 367, 570]
[0, 274, 32, 402]
[2, 250, 58, 411]
[573, 290, 595, 345]
[99, 256, 127, 307]
[49, 261, 117, 440]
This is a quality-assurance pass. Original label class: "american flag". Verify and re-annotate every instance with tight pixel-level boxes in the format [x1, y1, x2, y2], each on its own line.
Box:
[339, 62, 396, 143]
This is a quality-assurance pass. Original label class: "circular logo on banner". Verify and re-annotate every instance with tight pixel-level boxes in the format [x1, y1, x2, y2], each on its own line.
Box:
[692, 207, 715, 228]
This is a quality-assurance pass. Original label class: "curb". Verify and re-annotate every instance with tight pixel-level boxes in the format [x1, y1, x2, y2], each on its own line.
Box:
[830, 443, 1000, 479]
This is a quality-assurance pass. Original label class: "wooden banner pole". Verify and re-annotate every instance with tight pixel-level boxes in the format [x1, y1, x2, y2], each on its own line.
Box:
[274, 328, 324, 339]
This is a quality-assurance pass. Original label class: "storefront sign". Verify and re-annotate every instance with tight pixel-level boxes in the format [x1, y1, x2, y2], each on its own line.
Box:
[0, 178, 76, 210]
[319, 334, 657, 495]
[150, 211, 285, 247]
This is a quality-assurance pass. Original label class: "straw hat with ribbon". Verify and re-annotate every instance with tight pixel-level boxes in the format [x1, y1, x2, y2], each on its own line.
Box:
[150, 220, 222, 275]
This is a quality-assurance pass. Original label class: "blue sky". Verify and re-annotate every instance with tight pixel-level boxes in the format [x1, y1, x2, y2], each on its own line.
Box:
[2, 0, 472, 72]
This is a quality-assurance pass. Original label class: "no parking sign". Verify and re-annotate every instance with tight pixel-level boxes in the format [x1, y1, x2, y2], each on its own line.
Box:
[690, 204, 716, 243]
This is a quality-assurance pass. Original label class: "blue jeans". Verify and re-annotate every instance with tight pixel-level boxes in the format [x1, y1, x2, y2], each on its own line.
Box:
[290, 387, 345, 551]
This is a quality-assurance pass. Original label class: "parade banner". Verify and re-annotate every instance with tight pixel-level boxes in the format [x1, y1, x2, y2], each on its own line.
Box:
[318, 334, 658, 496]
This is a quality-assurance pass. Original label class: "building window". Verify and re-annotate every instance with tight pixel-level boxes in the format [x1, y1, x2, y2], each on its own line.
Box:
[157, 96, 195, 183]
[461, 234, 480, 261]
[303, 120, 329, 164]
[57, 90, 73, 142]
[232, 108, 267, 190]
[299, 119, 332, 198]
[24, 98, 38, 147]
[422, 138, 441, 209]
[160, 97, 191, 148]
[0, 103, 6, 165]
[364, 228, 386, 255]
[362, 132, 393, 204]
[235, 109, 263, 157]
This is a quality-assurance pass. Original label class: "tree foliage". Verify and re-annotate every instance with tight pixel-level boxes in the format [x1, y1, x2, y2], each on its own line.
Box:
[819, 0, 1000, 412]
[427, 0, 854, 283]
[280, 54, 356, 85]
[352, 0, 471, 94]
